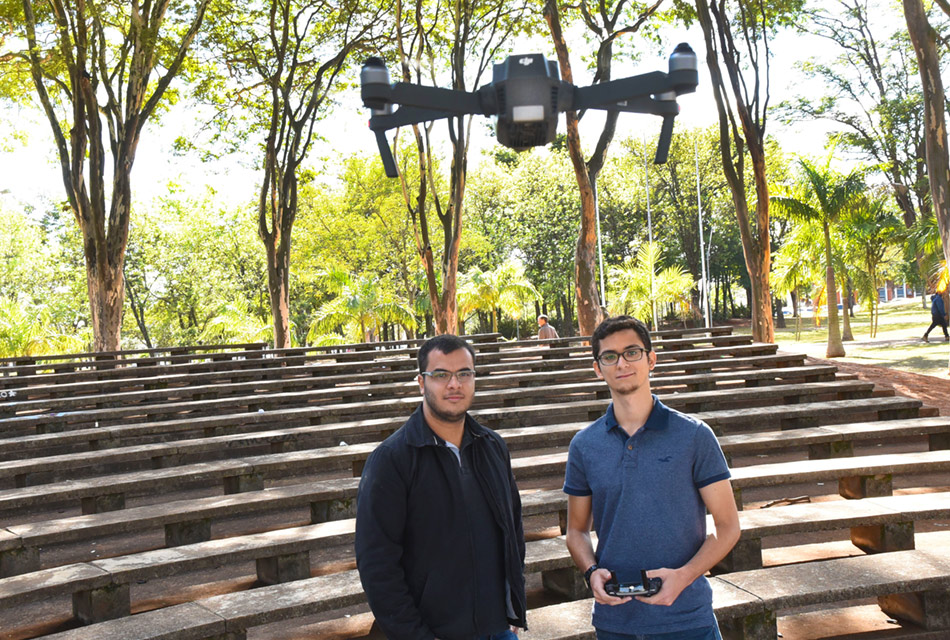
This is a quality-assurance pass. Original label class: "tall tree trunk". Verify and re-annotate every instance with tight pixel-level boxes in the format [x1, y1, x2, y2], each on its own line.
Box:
[544, 0, 603, 336]
[21, 0, 209, 352]
[695, 0, 775, 343]
[823, 221, 846, 357]
[904, 0, 950, 372]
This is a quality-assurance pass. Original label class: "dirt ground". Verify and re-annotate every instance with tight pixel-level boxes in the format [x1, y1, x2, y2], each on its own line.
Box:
[806, 355, 950, 416]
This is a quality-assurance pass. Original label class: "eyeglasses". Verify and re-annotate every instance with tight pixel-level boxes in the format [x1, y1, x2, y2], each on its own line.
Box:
[420, 369, 477, 383]
[596, 347, 649, 366]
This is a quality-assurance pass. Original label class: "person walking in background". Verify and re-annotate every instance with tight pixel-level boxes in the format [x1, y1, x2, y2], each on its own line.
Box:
[537, 314, 559, 340]
[923, 290, 949, 342]
[355, 334, 527, 640]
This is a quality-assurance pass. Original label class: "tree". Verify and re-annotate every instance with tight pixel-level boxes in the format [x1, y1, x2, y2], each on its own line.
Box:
[309, 270, 417, 343]
[690, 0, 804, 343]
[457, 259, 538, 334]
[771, 157, 864, 357]
[466, 147, 581, 333]
[202, 0, 385, 348]
[789, 1, 927, 229]
[542, 0, 667, 336]
[840, 193, 903, 337]
[14, 0, 211, 351]
[608, 241, 693, 327]
[392, 0, 533, 335]
[903, 0, 950, 373]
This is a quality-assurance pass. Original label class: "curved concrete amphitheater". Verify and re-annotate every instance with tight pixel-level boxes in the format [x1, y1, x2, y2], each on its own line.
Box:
[0, 328, 948, 640]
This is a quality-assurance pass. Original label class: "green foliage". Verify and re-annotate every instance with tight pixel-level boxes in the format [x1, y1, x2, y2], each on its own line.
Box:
[608, 242, 693, 326]
[122, 190, 268, 347]
[309, 270, 416, 343]
[457, 258, 539, 333]
[0, 299, 86, 358]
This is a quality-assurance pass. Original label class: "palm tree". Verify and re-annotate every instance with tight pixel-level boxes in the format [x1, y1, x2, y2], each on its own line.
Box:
[773, 223, 824, 341]
[457, 259, 539, 334]
[771, 158, 864, 358]
[608, 242, 693, 329]
[200, 301, 276, 346]
[840, 195, 903, 338]
[309, 271, 417, 344]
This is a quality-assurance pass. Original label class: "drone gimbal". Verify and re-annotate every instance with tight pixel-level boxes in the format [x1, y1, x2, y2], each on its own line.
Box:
[360, 43, 698, 178]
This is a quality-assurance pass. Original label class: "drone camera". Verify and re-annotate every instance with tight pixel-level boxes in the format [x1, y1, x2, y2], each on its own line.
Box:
[491, 54, 562, 151]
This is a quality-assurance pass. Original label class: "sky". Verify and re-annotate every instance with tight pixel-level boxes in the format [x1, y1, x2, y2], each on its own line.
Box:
[0, 16, 839, 218]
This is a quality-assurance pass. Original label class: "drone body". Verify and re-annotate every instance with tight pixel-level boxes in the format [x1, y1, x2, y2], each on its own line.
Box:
[361, 44, 698, 178]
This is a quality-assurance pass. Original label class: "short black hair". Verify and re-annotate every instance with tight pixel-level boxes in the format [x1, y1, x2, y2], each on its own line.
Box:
[417, 334, 476, 373]
[590, 315, 652, 360]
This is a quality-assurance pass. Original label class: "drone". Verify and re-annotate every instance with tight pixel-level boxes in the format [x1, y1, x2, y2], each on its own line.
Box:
[360, 43, 699, 178]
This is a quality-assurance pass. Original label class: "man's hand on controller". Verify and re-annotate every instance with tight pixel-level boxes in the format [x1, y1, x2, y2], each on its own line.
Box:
[590, 568, 632, 606]
[637, 567, 687, 606]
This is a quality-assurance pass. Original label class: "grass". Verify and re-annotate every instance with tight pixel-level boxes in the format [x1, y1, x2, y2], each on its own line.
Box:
[734, 297, 950, 378]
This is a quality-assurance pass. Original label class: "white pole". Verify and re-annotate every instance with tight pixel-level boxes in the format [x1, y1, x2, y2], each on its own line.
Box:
[643, 138, 658, 331]
[695, 137, 711, 329]
[593, 183, 607, 310]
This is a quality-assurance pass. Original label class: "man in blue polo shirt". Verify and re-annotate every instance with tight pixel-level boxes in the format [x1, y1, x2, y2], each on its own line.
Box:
[563, 316, 740, 639]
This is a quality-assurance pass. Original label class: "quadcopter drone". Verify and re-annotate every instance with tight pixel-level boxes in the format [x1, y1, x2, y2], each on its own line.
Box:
[360, 43, 698, 178]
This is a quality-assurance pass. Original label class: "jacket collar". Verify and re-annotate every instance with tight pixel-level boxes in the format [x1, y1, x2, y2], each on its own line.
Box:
[404, 403, 488, 448]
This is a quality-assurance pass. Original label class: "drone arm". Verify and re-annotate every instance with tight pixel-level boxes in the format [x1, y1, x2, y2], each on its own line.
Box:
[654, 115, 676, 164]
[363, 82, 488, 116]
[571, 72, 672, 111]
[374, 131, 399, 178]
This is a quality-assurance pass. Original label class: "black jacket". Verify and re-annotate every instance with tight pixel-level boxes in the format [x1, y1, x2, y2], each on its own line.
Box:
[354, 405, 527, 639]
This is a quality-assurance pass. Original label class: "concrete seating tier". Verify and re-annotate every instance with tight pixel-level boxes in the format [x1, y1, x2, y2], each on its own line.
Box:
[0, 346, 794, 408]
[0, 327, 725, 380]
[0, 405, 942, 525]
[2, 350, 820, 426]
[4, 331, 946, 640]
[0, 334, 757, 395]
[2, 415, 948, 578]
[0, 337, 757, 417]
[0, 379, 883, 480]
[523, 535, 950, 640]
[0, 333, 503, 379]
[0, 342, 267, 370]
[4, 493, 950, 626]
[29, 533, 950, 639]
[0, 370, 871, 437]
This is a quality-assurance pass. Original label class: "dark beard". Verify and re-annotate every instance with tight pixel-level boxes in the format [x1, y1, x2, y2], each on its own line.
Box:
[423, 386, 470, 423]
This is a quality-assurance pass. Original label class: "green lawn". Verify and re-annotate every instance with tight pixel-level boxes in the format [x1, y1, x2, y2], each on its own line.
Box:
[735, 297, 950, 378]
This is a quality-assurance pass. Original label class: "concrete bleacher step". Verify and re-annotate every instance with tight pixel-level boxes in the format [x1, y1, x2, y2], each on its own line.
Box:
[0, 378, 878, 478]
[0, 340, 773, 399]
[0, 394, 923, 515]
[0, 376, 882, 444]
[3, 489, 948, 619]
[3, 425, 948, 578]
[31, 532, 950, 639]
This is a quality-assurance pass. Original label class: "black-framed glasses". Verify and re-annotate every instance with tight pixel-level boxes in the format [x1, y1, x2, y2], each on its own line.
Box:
[420, 369, 477, 383]
[596, 347, 649, 366]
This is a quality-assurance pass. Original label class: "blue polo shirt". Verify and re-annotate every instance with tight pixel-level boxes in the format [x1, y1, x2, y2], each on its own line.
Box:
[563, 396, 731, 634]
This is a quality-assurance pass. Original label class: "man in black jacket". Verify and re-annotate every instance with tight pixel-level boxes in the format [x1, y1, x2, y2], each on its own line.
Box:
[355, 334, 527, 640]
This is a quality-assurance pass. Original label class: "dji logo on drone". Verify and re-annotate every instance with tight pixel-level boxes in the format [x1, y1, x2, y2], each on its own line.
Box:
[518, 57, 533, 66]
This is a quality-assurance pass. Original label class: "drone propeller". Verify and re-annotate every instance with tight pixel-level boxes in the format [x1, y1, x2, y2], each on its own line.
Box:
[360, 44, 698, 178]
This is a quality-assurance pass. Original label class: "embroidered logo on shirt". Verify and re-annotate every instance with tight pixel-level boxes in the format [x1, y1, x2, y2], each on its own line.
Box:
[657, 455, 672, 462]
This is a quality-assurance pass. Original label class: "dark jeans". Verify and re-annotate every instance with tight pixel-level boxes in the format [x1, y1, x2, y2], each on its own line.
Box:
[924, 314, 949, 338]
[595, 625, 722, 640]
[476, 631, 518, 640]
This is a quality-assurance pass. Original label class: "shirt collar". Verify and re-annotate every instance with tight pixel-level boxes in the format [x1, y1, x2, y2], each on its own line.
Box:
[603, 395, 668, 433]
